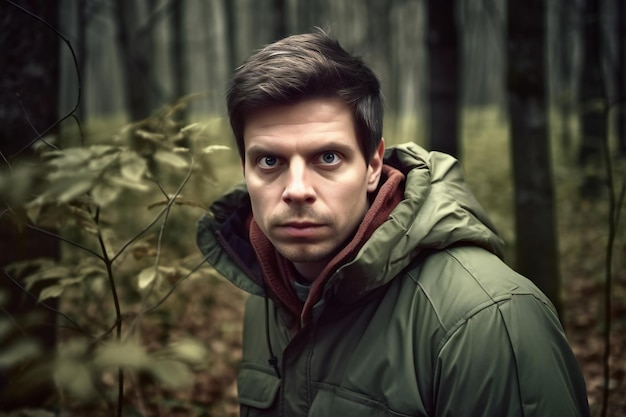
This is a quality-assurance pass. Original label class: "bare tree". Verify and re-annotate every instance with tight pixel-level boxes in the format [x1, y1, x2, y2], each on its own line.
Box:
[426, 0, 460, 157]
[507, 0, 561, 311]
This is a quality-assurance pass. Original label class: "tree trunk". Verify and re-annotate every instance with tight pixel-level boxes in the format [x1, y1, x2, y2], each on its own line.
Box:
[578, 0, 607, 197]
[114, 0, 156, 121]
[273, 0, 288, 41]
[426, 0, 460, 157]
[507, 0, 561, 312]
[170, 0, 187, 123]
[554, 0, 578, 156]
[222, 0, 238, 71]
[0, 0, 61, 408]
[617, 0, 626, 157]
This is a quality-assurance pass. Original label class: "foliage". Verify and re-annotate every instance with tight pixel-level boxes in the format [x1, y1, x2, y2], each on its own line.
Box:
[0, 100, 231, 416]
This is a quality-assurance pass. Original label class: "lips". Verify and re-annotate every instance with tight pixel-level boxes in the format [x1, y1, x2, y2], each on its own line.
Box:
[276, 222, 326, 239]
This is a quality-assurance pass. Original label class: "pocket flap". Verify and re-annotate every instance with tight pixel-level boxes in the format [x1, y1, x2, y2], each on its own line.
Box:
[238, 367, 280, 409]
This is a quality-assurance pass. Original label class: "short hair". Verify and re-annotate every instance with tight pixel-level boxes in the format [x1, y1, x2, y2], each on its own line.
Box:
[226, 30, 384, 161]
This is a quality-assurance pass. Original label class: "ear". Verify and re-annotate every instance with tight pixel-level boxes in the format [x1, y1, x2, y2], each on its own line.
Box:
[366, 139, 385, 193]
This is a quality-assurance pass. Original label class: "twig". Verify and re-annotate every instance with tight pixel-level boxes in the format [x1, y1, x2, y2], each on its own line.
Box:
[26, 223, 105, 260]
[93, 206, 124, 417]
[143, 256, 208, 313]
[126, 161, 196, 336]
[110, 160, 194, 263]
[4, 0, 84, 158]
[3, 271, 93, 338]
[599, 121, 625, 417]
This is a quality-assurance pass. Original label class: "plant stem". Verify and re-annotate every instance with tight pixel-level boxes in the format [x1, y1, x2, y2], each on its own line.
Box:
[599, 122, 626, 417]
[94, 207, 124, 417]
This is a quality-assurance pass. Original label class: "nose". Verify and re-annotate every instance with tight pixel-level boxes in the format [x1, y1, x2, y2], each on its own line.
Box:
[282, 161, 316, 204]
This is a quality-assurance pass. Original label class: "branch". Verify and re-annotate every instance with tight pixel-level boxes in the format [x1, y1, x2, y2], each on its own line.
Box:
[599, 114, 625, 417]
[3, 271, 94, 338]
[110, 159, 194, 263]
[4, 0, 84, 159]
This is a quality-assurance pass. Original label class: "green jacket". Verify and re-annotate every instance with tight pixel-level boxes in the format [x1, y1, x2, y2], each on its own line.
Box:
[196, 143, 590, 417]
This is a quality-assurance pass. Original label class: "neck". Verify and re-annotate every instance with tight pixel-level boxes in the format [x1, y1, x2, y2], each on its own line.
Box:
[293, 261, 326, 283]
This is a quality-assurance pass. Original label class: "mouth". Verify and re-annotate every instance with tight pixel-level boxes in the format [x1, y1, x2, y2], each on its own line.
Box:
[276, 222, 326, 238]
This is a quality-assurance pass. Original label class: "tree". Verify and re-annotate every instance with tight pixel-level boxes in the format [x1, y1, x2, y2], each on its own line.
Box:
[578, 0, 607, 197]
[616, 0, 626, 157]
[426, 0, 461, 157]
[0, 0, 61, 408]
[507, 0, 561, 311]
[272, 0, 288, 41]
[114, 0, 159, 121]
[553, 0, 579, 155]
[170, 0, 188, 123]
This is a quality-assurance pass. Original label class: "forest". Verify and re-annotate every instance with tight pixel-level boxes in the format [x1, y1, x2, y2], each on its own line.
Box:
[0, 0, 625, 416]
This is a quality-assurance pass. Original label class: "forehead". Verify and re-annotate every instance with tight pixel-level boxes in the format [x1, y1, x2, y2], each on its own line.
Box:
[243, 97, 357, 147]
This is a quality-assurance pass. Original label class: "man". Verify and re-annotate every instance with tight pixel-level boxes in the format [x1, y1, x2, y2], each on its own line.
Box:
[196, 30, 590, 416]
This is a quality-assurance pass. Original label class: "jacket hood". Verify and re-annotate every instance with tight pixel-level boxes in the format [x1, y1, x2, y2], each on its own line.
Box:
[196, 142, 504, 304]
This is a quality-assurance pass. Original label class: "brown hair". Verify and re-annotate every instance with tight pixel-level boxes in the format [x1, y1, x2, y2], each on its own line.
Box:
[226, 30, 384, 161]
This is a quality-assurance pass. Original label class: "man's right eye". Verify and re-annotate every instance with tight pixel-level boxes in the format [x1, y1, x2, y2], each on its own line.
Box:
[258, 155, 279, 168]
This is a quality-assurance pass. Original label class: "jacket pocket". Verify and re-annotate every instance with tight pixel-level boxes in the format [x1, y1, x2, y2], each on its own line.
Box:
[308, 386, 410, 417]
[238, 365, 280, 416]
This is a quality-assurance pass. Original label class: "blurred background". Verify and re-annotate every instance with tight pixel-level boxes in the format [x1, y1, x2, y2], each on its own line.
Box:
[1, 0, 625, 416]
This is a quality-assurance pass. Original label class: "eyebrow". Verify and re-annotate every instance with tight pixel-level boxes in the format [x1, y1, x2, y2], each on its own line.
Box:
[246, 140, 356, 159]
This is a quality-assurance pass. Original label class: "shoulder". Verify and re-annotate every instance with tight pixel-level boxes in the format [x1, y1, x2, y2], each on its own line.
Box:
[400, 245, 558, 340]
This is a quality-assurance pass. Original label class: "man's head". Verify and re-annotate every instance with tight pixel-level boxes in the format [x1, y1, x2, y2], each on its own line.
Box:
[229, 31, 386, 281]
[226, 30, 384, 162]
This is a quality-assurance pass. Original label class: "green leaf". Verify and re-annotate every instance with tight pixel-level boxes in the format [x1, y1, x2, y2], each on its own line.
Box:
[167, 339, 208, 365]
[201, 145, 230, 155]
[23, 265, 69, 291]
[154, 150, 189, 168]
[0, 339, 40, 368]
[39, 276, 89, 300]
[108, 174, 150, 191]
[149, 359, 192, 388]
[53, 359, 96, 400]
[55, 178, 94, 203]
[119, 152, 148, 181]
[94, 341, 150, 370]
[91, 180, 121, 207]
[137, 267, 158, 289]
[0, 320, 11, 341]
[38, 284, 66, 301]
[136, 129, 165, 142]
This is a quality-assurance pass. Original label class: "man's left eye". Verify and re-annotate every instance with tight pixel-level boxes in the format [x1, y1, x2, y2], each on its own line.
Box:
[318, 152, 341, 165]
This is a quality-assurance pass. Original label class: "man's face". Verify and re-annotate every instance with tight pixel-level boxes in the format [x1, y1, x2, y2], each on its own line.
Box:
[243, 97, 384, 281]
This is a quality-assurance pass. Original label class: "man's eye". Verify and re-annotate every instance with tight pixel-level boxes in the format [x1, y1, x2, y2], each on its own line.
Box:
[258, 155, 279, 168]
[318, 152, 341, 165]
